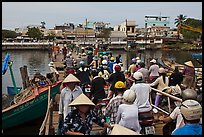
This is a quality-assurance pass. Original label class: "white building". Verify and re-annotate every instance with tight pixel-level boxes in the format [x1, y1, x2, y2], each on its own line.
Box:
[114, 20, 137, 37]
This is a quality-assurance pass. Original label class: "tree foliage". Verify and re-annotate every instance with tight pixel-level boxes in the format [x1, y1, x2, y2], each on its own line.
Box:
[26, 27, 43, 40]
[46, 33, 56, 41]
[182, 18, 202, 40]
[2, 29, 18, 39]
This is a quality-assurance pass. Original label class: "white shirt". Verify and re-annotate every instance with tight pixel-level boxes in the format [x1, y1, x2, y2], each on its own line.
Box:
[50, 66, 59, 75]
[130, 83, 152, 113]
[149, 64, 159, 76]
[116, 103, 141, 132]
[137, 68, 149, 81]
[170, 107, 185, 132]
[58, 86, 82, 120]
[150, 76, 169, 95]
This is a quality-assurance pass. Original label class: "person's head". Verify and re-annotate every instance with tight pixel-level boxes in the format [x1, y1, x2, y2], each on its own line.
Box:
[103, 51, 107, 55]
[133, 72, 143, 81]
[102, 60, 108, 69]
[78, 53, 81, 58]
[159, 68, 166, 76]
[48, 61, 55, 67]
[136, 59, 141, 65]
[180, 99, 202, 124]
[114, 65, 121, 72]
[115, 57, 120, 63]
[69, 93, 95, 113]
[181, 88, 198, 101]
[150, 59, 156, 64]
[139, 62, 145, 68]
[110, 57, 114, 62]
[79, 61, 85, 68]
[123, 89, 136, 104]
[93, 55, 99, 61]
[131, 58, 136, 64]
[91, 69, 98, 77]
[184, 61, 194, 68]
[115, 81, 126, 93]
[87, 50, 92, 55]
[62, 74, 80, 88]
[174, 66, 179, 73]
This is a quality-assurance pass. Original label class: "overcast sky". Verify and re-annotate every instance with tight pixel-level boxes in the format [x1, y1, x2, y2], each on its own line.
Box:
[2, 2, 202, 30]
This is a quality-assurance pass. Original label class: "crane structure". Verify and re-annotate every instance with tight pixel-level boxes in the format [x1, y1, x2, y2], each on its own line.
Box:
[179, 23, 202, 34]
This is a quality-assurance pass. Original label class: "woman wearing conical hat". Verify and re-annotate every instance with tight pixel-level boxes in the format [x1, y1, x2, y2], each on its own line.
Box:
[182, 61, 195, 89]
[61, 93, 113, 135]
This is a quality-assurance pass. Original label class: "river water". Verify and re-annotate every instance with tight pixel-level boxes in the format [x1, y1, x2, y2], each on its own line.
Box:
[2, 49, 202, 95]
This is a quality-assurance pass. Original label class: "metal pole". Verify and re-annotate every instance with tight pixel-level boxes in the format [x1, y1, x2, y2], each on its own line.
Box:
[8, 61, 19, 94]
[151, 87, 182, 102]
[126, 19, 129, 70]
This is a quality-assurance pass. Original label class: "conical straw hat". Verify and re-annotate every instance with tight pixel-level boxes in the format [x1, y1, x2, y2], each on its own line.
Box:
[62, 74, 80, 83]
[69, 93, 95, 106]
[184, 61, 194, 68]
[109, 124, 140, 135]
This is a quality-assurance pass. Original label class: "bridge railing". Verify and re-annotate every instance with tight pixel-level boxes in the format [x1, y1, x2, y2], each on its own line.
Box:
[150, 87, 182, 115]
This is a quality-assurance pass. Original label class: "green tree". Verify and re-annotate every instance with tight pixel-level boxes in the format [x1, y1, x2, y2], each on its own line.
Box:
[97, 28, 112, 41]
[46, 33, 56, 41]
[2, 29, 18, 39]
[26, 27, 43, 40]
[174, 14, 187, 39]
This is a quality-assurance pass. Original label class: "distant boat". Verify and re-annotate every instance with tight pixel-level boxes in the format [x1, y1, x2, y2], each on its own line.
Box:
[2, 81, 62, 130]
[192, 53, 202, 59]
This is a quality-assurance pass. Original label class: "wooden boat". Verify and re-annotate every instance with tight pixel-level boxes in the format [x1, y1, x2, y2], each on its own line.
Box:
[161, 57, 202, 76]
[161, 57, 184, 71]
[2, 81, 62, 130]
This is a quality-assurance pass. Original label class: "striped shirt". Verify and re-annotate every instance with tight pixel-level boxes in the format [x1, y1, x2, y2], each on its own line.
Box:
[105, 94, 125, 124]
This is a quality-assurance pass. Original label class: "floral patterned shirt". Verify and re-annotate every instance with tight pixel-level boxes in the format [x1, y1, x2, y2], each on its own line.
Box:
[61, 109, 105, 135]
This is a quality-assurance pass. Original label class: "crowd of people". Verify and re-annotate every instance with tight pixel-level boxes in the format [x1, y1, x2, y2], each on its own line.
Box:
[49, 43, 202, 135]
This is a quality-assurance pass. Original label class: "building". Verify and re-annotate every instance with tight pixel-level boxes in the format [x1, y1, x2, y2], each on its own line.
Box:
[144, 15, 170, 37]
[94, 22, 111, 33]
[114, 20, 137, 37]
[145, 15, 170, 27]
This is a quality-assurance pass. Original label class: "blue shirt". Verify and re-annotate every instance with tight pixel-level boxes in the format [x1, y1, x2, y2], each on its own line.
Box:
[172, 124, 202, 135]
[108, 62, 114, 73]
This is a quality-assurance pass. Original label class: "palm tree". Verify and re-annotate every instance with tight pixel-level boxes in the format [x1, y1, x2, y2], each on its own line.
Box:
[175, 14, 187, 39]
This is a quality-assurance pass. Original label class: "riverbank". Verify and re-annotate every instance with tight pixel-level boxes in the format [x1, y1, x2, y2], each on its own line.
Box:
[161, 42, 202, 51]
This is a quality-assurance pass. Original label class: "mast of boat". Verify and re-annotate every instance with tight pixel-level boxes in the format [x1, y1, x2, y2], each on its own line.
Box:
[8, 61, 19, 94]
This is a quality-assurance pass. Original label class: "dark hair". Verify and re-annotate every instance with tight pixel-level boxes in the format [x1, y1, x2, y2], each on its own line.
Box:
[115, 57, 120, 63]
[162, 75, 166, 83]
[91, 70, 98, 77]
[140, 62, 145, 68]
[116, 88, 125, 93]
[174, 66, 179, 73]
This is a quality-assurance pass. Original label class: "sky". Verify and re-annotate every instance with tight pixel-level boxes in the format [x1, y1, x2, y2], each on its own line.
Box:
[2, 2, 202, 30]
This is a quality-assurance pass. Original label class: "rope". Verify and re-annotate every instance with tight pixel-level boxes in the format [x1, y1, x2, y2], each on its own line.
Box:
[13, 86, 34, 104]
[13, 78, 52, 104]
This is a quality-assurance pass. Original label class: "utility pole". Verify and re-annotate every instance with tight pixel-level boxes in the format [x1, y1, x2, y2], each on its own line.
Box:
[126, 19, 129, 70]
[84, 18, 87, 46]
